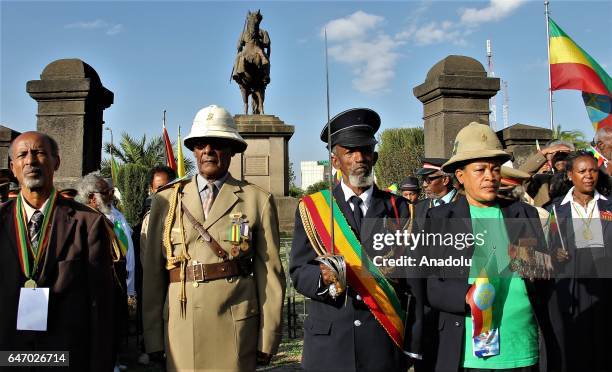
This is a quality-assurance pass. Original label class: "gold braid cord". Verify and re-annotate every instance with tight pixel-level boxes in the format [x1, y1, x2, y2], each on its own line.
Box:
[163, 183, 185, 270]
[162, 183, 190, 318]
[298, 200, 327, 257]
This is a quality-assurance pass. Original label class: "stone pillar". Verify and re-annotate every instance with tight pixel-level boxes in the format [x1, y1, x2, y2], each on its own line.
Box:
[0, 125, 21, 187]
[26, 59, 114, 189]
[230, 115, 295, 197]
[497, 124, 552, 168]
[413, 55, 500, 158]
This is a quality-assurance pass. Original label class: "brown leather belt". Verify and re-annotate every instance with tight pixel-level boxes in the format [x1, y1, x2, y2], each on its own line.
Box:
[169, 261, 243, 283]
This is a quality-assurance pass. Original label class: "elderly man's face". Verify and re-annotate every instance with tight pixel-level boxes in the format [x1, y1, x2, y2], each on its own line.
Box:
[192, 139, 235, 180]
[332, 145, 377, 188]
[10, 132, 60, 193]
[89, 179, 113, 215]
[422, 170, 449, 199]
[455, 159, 502, 205]
[597, 131, 612, 160]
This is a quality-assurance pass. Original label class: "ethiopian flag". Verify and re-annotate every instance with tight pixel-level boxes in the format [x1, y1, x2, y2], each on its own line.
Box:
[176, 126, 186, 178]
[549, 18, 612, 129]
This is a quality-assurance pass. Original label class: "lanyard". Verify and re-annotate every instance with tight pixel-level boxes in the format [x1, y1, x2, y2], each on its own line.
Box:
[14, 189, 57, 287]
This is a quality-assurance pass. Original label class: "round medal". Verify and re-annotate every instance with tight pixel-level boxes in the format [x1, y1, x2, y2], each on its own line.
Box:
[583, 228, 593, 241]
[24, 279, 37, 288]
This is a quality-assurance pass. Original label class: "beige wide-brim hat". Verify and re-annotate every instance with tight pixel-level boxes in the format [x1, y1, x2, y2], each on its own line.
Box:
[184, 105, 248, 153]
[441, 122, 511, 173]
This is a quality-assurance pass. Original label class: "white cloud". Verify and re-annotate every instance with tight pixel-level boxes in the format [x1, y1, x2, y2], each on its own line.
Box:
[64, 19, 123, 36]
[106, 24, 123, 36]
[413, 21, 467, 46]
[460, 0, 526, 25]
[323, 11, 384, 41]
[322, 11, 402, 94]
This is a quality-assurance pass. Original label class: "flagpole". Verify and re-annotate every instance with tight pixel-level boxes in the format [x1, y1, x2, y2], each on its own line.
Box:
[325, 28, 335, 255]
[545, 0, 555, 131]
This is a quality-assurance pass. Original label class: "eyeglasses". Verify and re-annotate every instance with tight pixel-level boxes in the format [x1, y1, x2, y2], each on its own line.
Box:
[422, 175, 444, 183]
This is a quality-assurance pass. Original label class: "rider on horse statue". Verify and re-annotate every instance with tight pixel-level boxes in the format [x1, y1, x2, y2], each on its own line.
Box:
[232, 10, 271, 115]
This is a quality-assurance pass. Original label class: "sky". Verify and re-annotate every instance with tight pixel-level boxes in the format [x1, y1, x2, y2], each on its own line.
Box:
[1, 0, 611, 187]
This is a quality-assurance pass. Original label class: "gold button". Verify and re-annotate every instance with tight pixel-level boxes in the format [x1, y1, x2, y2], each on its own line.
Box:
[192, 282, 199, 288]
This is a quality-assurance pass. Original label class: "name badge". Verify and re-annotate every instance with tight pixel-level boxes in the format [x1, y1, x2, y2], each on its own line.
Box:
[17, 287, 49, 331]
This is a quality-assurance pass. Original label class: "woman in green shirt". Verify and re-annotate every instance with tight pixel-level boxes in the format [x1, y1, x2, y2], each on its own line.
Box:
[422, 123, 564, 372]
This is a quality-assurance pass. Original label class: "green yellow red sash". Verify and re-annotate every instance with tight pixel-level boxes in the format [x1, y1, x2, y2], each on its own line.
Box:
[14, 189, 58, 281]
[301, 190, 406, 349]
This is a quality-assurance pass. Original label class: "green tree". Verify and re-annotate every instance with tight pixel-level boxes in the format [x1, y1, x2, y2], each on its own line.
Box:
[305, 180, 331, 195]
[374, 127, 425, 187]
[115, 163, 149, 226]
[552, 124, 590, 149]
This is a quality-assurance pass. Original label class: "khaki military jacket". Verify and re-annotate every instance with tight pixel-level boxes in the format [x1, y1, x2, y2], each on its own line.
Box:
[142, 174, 285, 372]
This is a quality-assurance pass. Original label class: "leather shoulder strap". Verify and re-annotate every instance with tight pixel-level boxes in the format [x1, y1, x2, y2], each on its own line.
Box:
[181, 204, 229, 261]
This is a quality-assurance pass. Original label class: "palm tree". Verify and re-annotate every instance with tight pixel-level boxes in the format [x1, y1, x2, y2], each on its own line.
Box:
[100, 132, 194, 226]
[551, 124, 590, 149]
[101, 133, 194, 174]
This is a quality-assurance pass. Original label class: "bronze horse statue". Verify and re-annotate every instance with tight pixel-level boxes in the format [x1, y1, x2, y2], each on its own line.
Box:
[232, 10, 271, 115]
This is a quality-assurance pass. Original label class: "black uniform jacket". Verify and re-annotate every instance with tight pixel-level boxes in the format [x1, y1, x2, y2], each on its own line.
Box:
[422, 197, 565, 372]
[290, 184, 424, 372]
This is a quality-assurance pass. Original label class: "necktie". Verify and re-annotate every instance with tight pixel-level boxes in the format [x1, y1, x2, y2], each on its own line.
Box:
[202, 182, 216, 219]
[349, 196, 363, 232]
[29, 210, 44, 254]
[436, 199, 446, 206]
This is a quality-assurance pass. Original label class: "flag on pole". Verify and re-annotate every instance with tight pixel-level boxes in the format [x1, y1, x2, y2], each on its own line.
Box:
[548, 17, 612, 130]
[177, 126, 186, 178]
[163, 121, 177, 171]
[110, 155, 119, 188]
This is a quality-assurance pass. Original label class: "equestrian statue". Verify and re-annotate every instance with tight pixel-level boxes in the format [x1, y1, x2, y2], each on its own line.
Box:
[232, 10, 271, 115]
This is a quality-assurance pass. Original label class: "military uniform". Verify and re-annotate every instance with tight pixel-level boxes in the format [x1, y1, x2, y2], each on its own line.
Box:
[290, 108, 424, 371]
[142, 105, 285, 372]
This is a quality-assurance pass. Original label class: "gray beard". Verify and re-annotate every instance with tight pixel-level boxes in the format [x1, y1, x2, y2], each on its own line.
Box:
[94, 193, 112, 216]
[23, 176, 45, 190]
[348, 173, 374, 188]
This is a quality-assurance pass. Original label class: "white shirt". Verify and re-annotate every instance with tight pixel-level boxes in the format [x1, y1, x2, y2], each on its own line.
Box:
[340, 180, 373, 216]
[22, 196, 50, 224]
[560, 187, 606, 249]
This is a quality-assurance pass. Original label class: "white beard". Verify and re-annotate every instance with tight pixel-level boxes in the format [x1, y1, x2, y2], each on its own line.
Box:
[94, 193, 112, 216]
[348, 173, 374, 188]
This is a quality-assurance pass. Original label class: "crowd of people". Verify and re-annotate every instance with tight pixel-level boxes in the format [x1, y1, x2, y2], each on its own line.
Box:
[1, 107, 611, 372]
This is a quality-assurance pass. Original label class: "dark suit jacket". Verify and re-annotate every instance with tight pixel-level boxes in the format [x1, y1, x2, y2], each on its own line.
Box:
[290, 184, 424, 372]
[0, 196, 115, 372]
[547, 196, 612, 371]
[423, 197, 565, 372]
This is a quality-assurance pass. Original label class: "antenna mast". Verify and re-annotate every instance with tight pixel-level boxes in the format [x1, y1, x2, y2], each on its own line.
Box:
[486, 39, 497, 130]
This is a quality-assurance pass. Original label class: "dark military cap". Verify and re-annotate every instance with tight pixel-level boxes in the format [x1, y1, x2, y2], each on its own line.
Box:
[416, 158, 448, 176]
[320, 108, 380, 148]
[399, 176, 420, 191]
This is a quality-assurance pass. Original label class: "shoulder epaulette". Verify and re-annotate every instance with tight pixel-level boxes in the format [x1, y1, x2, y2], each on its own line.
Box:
[156, 175, 191, 193]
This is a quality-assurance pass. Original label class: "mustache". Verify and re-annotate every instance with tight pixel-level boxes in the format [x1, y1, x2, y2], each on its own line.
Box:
[23, 166, 42, 176]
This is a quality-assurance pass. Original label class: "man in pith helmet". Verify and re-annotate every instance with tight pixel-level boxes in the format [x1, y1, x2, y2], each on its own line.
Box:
[142, 104, 285, 371]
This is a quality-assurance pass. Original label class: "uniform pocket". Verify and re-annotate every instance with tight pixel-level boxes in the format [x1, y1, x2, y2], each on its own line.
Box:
[304, 316, 332, 335]
[231, 299, 259, 358]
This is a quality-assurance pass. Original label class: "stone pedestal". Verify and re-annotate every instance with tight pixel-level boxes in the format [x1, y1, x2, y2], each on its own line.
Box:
[497, 124, 552, 168]
[26, 59, 114, 189]
[413, 55, 500, 158]
[230, 115, 295, 197]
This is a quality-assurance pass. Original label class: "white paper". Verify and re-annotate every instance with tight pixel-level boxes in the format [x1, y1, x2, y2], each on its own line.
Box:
[17, 287, 49, 331]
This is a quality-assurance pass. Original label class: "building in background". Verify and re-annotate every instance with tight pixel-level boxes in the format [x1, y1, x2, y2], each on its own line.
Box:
[300, 160, 331, 190]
